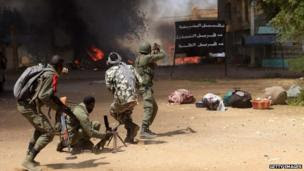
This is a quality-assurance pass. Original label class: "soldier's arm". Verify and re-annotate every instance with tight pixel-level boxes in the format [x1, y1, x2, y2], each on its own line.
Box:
[37, 74, 60, 110]
[105, 70, 114, 92]
[148, 50, 166, 63]
[75, 108, 106, 139]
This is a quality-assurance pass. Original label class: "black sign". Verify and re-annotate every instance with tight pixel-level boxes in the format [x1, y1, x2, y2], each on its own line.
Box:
[175, 20, 226, 57]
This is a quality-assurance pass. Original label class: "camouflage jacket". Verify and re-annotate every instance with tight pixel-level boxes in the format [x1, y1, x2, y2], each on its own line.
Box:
[66, 102, 105, 139]
[105, 62, 142, 104]
[135, 50, 166, 87]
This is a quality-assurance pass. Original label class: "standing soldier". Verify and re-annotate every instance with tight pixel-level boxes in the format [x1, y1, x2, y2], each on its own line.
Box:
[16, 55, 74, 171]
[135, 42, 166, 139]
[105, 52, 142, 144]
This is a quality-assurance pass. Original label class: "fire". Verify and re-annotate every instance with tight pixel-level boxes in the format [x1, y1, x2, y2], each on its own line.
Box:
[74, 59, 80, 65]
[175, 56, 201, 65]
[88, 45, 104, 61]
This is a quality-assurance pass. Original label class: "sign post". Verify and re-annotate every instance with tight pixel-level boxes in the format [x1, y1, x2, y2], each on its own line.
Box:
[172, 20, 226, 77]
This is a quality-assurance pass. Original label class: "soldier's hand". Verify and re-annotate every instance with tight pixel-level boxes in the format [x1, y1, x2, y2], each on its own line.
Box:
[152, 43, 160, 53]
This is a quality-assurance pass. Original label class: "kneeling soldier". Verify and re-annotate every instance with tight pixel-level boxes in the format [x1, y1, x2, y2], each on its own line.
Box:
[57, 96, 111, 153]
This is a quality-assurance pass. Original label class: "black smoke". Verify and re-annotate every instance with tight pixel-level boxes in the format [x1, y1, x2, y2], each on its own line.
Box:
[0, 0, 145, 64]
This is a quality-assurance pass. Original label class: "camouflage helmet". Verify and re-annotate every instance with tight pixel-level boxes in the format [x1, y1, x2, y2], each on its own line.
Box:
[107, 52, 122, 65]
[139, 42, 151, 54]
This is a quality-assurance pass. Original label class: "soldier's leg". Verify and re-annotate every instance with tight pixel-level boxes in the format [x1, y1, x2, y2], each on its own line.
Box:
[110, 102, 139, 143]
[70, 128, 94, 153]
[141, 88, 157, 138]
[122, 110, 139, 143]
[17, 102, 54, 171]
[149, 96, 158, 126]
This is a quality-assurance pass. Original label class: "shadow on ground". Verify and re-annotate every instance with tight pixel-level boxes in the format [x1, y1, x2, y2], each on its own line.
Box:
[157, 127, 196, 137]
[45, 157, 109, 169]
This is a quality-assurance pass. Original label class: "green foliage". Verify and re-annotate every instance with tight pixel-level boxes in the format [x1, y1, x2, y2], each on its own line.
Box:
[259, 0, 304, 41]
[288, 55, 304, 72]
[287, 90, 304, 106]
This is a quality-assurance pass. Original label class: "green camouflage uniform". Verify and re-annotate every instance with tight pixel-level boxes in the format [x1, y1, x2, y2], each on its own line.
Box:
[64, 102, 105, 149]
[135, 50, 165, 130]
[17, 64, 60, 157]
[105, 62, 142, 141]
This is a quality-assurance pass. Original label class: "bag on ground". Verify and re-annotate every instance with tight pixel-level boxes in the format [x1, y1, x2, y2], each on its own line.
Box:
[198, 93, 225, 111]
[224, 90, 252, 108]
[263, 86, 287, 105]
[168, 89, 195, 104]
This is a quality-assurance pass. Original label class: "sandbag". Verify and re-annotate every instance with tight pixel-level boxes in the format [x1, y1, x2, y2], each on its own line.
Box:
[264, 86, 287, 105]
[225, 90, 252, 108]
[168, 89, 195, 104]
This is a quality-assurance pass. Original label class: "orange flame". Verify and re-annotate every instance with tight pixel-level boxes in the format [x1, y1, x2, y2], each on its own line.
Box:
[175, 56, 201, 65]
[74, 59, 80, 65]
[88, 45, 104, 61]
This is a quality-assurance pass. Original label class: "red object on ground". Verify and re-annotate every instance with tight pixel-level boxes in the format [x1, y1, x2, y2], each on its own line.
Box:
[88, 46, 104, 61]
[251, 99, 271, 109]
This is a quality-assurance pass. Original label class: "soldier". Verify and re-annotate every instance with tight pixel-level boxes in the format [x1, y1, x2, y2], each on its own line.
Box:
[57, 96, 111, 153]
[105, 52, 142, 144]
[16, 55, 72, 171]
[135, 42, 166, 139]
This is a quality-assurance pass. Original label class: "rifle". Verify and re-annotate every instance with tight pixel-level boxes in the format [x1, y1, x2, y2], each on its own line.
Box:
[52, 95, 78, 122]
[55, 96, 77, 159]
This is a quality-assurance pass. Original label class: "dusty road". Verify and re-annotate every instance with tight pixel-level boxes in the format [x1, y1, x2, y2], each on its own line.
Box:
[0, 71, 303, 171]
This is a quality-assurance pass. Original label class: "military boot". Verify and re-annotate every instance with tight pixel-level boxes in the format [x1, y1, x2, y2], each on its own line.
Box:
[140, 126, 156, 139]
[56, 140, 66, 152]
[22, 149, 42, 171]
[26, 142, 40, 166]
[125, 123, 139, 144]
[146, 129, 157, 136]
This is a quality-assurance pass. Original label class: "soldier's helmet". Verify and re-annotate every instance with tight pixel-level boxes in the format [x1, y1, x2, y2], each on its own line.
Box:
[139, 42, 151, 54]
[50, 55, 64, 72]
[107, 52, 122, 65]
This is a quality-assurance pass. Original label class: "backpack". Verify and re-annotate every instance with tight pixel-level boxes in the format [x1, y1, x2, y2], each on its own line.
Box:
[225, 90, 252, 108]
[13, 64, 53, 100]
[168, 89, 195, 104]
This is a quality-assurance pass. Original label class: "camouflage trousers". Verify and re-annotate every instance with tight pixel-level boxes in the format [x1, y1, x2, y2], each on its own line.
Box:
[139, 86, 158, 129]
[110, 100, 138, 135]
[17, 101, 55, 153]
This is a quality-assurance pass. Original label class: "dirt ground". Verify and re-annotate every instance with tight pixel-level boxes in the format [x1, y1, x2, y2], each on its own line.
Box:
[0, 70, 304, 171]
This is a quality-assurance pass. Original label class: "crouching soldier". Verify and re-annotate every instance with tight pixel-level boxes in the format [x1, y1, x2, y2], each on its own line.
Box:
[57, 96, 111, 153]
[16, 55, 73, 171]
[105, 52, 142, 144]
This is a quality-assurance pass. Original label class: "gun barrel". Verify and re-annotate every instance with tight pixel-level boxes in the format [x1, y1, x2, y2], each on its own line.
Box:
[104, 115, 111, 130]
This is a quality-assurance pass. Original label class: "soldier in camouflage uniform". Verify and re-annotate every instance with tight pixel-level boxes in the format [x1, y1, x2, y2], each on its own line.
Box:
[16, 55, 68, 171]
[57, 96, 111, 153]
[105, 52, 142, 144]
[135, 42, 166, 139]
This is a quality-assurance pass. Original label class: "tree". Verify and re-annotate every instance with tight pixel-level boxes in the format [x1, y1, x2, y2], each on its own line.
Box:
[259, 0, 304, 41]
